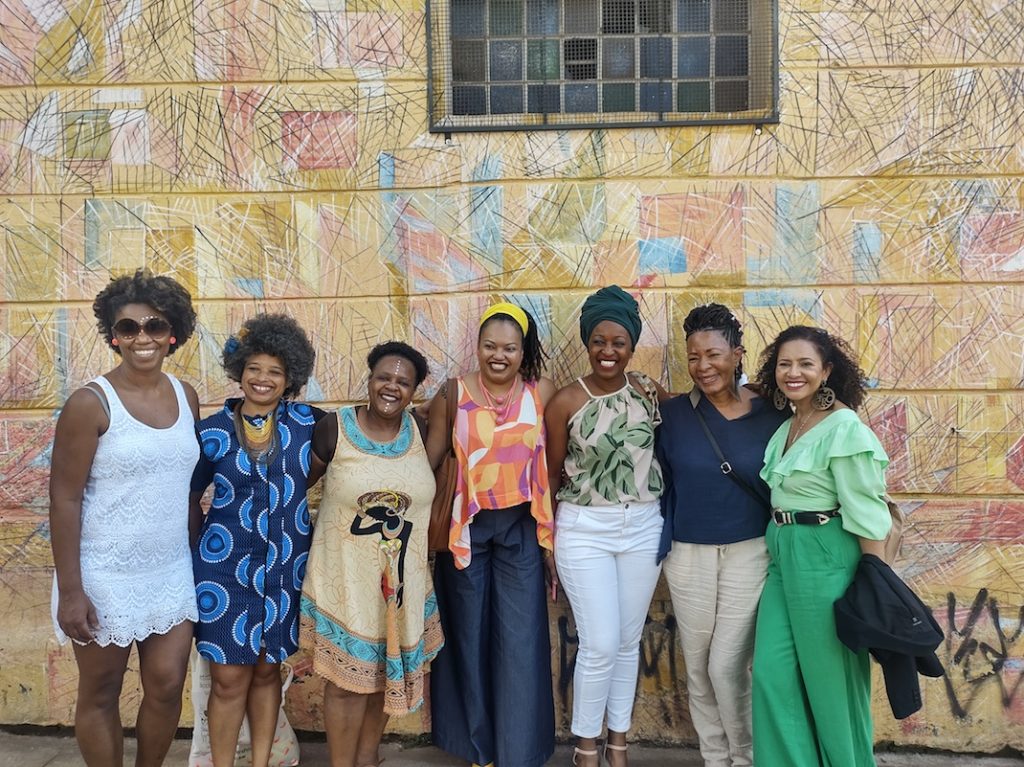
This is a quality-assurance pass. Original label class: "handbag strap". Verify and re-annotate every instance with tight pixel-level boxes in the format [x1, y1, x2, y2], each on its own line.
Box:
[444, 377, 457, 454]
[688, 389, 771, 512]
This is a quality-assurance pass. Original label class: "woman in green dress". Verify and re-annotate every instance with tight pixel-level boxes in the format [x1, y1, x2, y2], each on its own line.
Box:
[750, 325, 892, 767]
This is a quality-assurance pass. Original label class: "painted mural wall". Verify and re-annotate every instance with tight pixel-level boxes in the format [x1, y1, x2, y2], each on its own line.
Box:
[1, 0, 1023, 754]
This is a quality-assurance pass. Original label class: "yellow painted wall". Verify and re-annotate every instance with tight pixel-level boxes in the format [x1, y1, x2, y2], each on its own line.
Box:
[1, 0, 1023, 754]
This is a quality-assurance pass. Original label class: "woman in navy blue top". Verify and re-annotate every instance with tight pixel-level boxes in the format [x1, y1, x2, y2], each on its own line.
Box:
[191, 313, 325, 767]
[655, 304, 786, 767]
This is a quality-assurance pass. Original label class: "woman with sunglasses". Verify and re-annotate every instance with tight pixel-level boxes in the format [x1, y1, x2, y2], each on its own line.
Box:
[190, 313, 324, 767]
[49, 269, 200, 766]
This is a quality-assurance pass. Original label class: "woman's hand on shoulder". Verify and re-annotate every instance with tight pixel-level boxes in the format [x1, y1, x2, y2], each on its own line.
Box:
[626, 371, 673, 403]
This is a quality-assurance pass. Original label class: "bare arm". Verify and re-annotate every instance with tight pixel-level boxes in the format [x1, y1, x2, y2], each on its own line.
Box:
[544, 390, 572, 505]
[49, 389, 106, 643]
[182, 381, 201, 422]
[307, 415, 334, 486]
[536, 376, 557, 407]
[189, 491, 205, 548]
[858, 536, 886, 560]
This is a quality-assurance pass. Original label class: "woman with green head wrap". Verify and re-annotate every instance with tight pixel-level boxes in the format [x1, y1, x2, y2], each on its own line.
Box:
[544, 285, 670, 767]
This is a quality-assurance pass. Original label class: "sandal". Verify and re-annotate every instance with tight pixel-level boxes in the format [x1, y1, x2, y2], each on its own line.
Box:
[572, 746, 600, 766]
[604, 741, 627, 764]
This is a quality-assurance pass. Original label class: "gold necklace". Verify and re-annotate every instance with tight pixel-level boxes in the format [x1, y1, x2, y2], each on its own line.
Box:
[235, 405, 277, 457]
[787, 409, 815, 449]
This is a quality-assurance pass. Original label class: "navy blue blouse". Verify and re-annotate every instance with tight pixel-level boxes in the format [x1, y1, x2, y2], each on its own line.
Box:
[655, 392, 788, 561]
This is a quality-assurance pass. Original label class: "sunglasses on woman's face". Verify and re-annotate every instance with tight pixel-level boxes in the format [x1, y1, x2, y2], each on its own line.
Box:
[111, 316, 172, 340]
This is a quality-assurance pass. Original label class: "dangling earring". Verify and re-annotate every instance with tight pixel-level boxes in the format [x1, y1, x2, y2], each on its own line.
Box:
[813, 380, 836, 411]
[772, 388, 789, 411]
[111, 338, 119, 347]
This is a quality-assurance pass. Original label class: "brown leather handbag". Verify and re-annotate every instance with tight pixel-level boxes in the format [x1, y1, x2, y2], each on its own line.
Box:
[428, 378, 459, 553]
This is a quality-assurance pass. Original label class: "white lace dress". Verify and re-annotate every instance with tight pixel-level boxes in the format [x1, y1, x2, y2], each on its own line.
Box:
[51, 374, 200, 646]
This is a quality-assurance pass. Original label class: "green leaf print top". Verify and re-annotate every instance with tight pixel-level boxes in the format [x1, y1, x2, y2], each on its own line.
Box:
[557, 373, 664, 506]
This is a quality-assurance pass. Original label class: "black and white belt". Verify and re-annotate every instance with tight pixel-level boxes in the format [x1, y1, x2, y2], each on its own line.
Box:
[772, 508, 839, 526]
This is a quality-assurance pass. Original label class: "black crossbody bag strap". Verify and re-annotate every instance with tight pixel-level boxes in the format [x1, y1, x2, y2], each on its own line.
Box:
[688, 389, 771, 512]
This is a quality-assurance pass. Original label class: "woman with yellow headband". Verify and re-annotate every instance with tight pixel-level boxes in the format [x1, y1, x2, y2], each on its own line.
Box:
[427, 301, 556, 767]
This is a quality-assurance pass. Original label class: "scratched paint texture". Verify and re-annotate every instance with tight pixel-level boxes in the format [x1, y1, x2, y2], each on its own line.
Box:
[1, 0, 1023, 753]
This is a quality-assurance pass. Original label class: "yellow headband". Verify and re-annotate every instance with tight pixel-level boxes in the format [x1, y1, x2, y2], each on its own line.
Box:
[479, 302, 529, 336]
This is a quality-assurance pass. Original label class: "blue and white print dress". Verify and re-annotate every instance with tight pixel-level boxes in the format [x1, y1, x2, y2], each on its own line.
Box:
[192, 399, 324, 665]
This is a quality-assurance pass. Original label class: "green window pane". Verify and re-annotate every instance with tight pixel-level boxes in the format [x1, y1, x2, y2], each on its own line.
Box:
[678, 81, 710, 111]
[452, 40, 486, 81]
[490, 0, 523, 35]
[527, 39, 560, 79]
[603, 83, 636, 111]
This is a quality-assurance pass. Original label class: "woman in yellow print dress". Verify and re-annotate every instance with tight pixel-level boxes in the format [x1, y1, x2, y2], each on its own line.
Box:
[299, 341, 443, 767]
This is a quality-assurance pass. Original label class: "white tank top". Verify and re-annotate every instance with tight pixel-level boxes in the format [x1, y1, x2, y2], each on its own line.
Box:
[52, 373, 200, 646]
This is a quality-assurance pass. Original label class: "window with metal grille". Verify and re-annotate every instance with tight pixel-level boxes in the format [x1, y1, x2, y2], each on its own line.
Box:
[427, 0, 777, 131]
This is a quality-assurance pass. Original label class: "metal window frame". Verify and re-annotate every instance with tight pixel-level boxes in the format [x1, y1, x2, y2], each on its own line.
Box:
[426, 0, 779, 132]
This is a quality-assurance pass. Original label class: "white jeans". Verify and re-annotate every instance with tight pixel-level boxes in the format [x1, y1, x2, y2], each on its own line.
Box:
[555, 499, 662, 739]
[663, 538, 768, 767]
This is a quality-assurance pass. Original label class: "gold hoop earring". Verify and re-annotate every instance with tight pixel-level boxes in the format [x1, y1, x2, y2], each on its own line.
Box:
[772, 388, 789, 411]
[813, 382, 836, 411]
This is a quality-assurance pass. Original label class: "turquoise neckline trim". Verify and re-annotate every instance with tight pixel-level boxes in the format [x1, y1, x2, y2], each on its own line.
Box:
[341, 406, 413, 457]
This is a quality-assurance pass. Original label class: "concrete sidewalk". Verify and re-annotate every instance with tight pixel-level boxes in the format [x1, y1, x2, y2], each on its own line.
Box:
[1, 731, 1020, 767]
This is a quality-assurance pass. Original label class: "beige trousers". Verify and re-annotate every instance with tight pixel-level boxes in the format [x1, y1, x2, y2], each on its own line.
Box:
[663, 537, 768, 767]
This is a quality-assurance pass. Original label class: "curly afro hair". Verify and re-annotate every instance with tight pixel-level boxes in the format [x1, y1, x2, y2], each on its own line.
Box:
[683, 303, 744, 377]
[367, 341, 430, 386]
[92, 268, 196, 355]
[223, 313, 316, 399]
[754, 325, 868, 412]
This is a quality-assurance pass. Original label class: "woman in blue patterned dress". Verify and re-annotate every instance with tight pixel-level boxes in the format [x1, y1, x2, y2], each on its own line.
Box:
[190, 313, 325, 767]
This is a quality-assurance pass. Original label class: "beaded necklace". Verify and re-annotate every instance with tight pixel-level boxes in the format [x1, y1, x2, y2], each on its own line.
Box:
[479, 374, 522, 424]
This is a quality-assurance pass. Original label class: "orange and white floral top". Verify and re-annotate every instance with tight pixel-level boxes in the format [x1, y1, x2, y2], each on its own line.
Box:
[449, 378, 554, 569]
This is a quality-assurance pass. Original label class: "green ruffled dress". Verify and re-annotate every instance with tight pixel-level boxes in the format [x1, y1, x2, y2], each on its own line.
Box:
[752, 408, 892, 767]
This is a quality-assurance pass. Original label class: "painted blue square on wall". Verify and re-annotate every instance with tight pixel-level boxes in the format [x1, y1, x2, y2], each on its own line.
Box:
[638, 237, 686, 274]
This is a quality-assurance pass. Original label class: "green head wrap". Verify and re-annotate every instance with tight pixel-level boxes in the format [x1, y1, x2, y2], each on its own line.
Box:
[579, 285, 642, 347]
